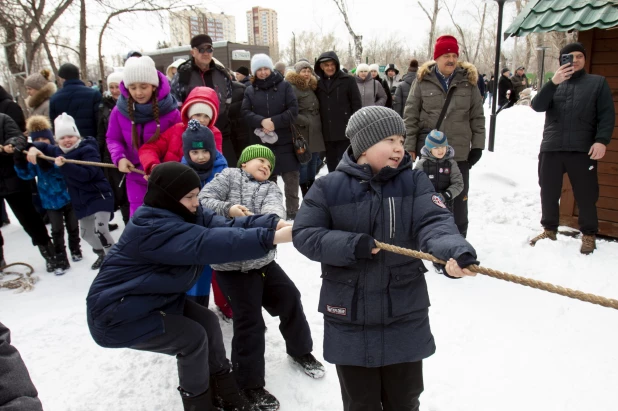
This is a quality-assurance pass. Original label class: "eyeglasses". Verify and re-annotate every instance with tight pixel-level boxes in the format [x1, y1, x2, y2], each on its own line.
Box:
[196, 46, 214, 54]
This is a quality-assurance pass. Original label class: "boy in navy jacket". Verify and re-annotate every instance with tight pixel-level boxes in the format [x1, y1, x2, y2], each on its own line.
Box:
[293, 106, 478, 411]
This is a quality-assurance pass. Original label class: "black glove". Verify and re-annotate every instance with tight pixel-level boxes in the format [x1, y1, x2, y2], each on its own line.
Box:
[354, 234, 376, 260]
[442, 190, 453, 201]
[456, 252, 479, 268]
[467, 148, 483, 168]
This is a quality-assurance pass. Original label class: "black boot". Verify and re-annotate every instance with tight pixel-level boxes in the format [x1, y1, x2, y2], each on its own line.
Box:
[212, 371, 258, 411]
[54, 250, 71, 276]
[299, 183, 309, 197]
[91, 249, 106, 270]
[242, 388, 279, 411]
[0, 247, 5, 272]
[37, 242, 56, 273]
[180, 387, 214, 411]
[71, 247, 83, 262]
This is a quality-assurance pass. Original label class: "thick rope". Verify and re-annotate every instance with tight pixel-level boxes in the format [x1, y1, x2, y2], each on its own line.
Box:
[375, 241, 618, 311]
[0, 263, 37, 292]
[25, 151, 145, 175]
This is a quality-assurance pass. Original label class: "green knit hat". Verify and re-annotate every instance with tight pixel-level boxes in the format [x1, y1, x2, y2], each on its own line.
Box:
[237, 144, 276, 169]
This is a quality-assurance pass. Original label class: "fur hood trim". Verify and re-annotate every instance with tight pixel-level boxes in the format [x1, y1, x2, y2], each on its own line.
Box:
[26, 82, 56, 109]
[417, 60, 478, 85]
[285, 71, 318, 91]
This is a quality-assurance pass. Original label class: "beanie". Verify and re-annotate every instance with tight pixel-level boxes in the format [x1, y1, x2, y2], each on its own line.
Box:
[237, 144, 276, 170]
[425, 129, 448, 150]
[25, 69, 52, 90]
[125, 50, 142, 61]
[559, 42, 586, 61]
[191, 34, 213, 48]
[143, 162, 202, 223]
[187, 103, 214, 121]
[434, 35, 459, 60]
[54, 113, 81, 141]
[356, 63, 370, 73]
[182, 119, 217, 179]
[236, 66, 250, 76]
[123, 56, 159, 87]
[346, 106, 406, 159]
[58, 63, 79, 80]
[294, 61, 312, 73]
[501, 67, 511, 75]
[251, 54, 274, 74]
[274, 61, 286, 71]
[409, 59, 419, 69]
[369, 64, 380, 73]
[106, 70, 123, 87]
[26, 115, 54, 145]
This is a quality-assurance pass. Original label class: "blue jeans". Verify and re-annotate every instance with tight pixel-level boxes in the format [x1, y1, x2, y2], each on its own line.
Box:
[299, 152, 322, 185]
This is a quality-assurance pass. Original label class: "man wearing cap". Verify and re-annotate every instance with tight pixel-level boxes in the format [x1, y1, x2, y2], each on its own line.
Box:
[171, 34, 232, 142]
[498, 68, 515, 109]
[49, 63, 102, 137]
[403, 35, 485, 238]
[314, 51, 363, 172]
[235, 66, 251, 85]
[530, 42, 615, 254]
[511, 66, 529, 101]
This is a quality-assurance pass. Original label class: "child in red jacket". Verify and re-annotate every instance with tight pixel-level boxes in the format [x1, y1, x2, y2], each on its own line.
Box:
[139, 86, 223, 175]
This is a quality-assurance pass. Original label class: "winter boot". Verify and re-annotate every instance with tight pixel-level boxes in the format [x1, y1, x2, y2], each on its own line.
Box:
[71, 248, 83, 262]
[581, 235, 597, 255]
[529, 229, 557, 246]
[37, 242, 56, 273]
[242, 388, 279, 411]
[289, 353, 326, 379]
[54, 250, 71, 276]
[91, 249, 106, 270]
[180, 387, 214, 411]
[299, 183, 309, 198]
[212, 371, 258, 411]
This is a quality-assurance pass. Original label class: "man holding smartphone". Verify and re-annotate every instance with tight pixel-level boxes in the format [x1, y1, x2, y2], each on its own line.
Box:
[530, 42, 615, 254]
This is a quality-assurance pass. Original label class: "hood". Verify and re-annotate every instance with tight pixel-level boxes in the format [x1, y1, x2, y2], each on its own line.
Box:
[314, 51, 341, 78]
[26, 82, 56, 109]
[0, 85, 13, 102]
[180, 86, 220, 126]
[401, 72, 416, 85]
[120, 70, 171, 101]
[250, 71, 283, 90]
[420, 145, 455, 160]
[336, 146, 412, 182]
[285, 71, 318, 91]
[166, 59, 185, 77]
[417, 60, 479, 85]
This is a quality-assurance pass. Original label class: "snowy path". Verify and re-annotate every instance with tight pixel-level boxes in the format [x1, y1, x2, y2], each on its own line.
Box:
[2, 106, 618, 410]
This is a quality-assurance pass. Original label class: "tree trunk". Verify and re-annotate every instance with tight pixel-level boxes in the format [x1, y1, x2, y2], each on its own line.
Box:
[79, 0, 88, 82]
[419, 0, 440, 61]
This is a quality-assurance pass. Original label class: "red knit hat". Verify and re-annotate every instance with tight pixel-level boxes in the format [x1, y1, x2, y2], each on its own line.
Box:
[434, 35, 459, 60]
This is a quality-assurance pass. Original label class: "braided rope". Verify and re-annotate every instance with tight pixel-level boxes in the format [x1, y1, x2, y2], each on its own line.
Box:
[0, 263, 37, 292]
[375, 241, 618, 311]
[28, 151, 145, 175]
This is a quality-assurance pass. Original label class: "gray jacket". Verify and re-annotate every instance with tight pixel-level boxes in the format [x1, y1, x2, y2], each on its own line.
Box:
[199, 168, 285, 272]
[355, 75, 387, 107]
[393, 71, 416, 117]
[413, 145, 464, 199]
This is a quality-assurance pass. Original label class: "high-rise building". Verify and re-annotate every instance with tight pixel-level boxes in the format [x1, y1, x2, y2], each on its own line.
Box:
[169, 9, 236, 46]
[246, 7, 278, 59]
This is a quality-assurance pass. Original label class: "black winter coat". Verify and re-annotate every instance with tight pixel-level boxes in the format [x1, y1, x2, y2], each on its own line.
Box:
[293, 148, 477, 367]
[241, 72, 299, 175]
[531, 70, 615, 152]
[97, 96, 116, 163]
[49, 79, 102, 137]
[0, 86, 25, 132]
[0, 113, 30, 197]
[498, 75, 514, 107]
[314, 52, 362, 142]
[229, 81, 251, 149]
[375, 75, 393, 108]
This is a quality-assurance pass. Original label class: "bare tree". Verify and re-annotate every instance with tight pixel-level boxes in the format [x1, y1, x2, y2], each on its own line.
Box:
[79, 0, 88, 81]
[330, 0, 363, 64]
[444, 1, 472, 62]
[363, 36, 411, 70]
[418, 0, 440, 61]
[279, 31, 341, 65]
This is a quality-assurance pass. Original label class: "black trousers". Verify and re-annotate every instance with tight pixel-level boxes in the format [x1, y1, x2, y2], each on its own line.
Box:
[104, 168, 130, 224]
[539, 151, 599, 235]
[0, 190, 50, 249]
[325, 141, 350, 173]
[454, 161, 470, 237]
[215, 261, 313, 389]
[131, 299, 230, 397]
[336, 361, 424, 411]
[47, 204, 80, 254]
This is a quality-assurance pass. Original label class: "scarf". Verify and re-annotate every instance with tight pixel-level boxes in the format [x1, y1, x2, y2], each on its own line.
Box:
[116, 92, 178, 124]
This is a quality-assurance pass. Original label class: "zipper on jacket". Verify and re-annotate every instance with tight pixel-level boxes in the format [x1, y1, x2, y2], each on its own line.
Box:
[389, 198, 396, 239]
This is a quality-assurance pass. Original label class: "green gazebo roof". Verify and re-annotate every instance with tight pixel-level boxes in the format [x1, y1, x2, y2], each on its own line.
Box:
[505, 0, 618, 37]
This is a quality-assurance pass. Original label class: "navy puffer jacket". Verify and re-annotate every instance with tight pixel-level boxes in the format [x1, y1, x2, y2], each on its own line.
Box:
[49, 79, 101, 136]
[87, 205, 278, 348]
[293, 148, 477, 367]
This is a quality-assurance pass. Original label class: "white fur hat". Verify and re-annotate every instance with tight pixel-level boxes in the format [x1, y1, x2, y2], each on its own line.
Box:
[54, 112, 81, 141]
[187, 103, 213, 121]
[123, 56, 159, 87]
[106, 70, 123, 87]
[356, 63, 370, 73]
[369, 64, 380, 72]
[251, 54, 274, 74]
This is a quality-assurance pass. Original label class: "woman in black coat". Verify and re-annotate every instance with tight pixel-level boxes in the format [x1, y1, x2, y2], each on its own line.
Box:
[241, 54, 300, 219]
[498, 69, 515, 109]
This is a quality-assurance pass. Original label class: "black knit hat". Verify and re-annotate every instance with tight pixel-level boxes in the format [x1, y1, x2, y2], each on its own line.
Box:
[501, 67, 510, 75]
[58, 63, 79, 80]
[143, 162, 201, 222]
[182, 119, 216, 180]
[191, 34, 213, 48]
[346, 106, 406, 159]
[559, 42, 586, 61]
[236, 66, 250, 76]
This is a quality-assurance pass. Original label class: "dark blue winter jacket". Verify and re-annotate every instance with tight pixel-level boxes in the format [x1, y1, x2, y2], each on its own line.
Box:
[293, 148, 477, 367]
[34, 137, 113, 219]
[86, 205, 278, 348]
[14, 161, 71, 211]
[49, 79, 101, 137]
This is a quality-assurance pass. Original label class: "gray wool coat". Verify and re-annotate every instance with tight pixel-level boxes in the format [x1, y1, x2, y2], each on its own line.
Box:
[285, 71, 326, 153]
[199, 168, 285, 272]
[355, 75, 387, 107]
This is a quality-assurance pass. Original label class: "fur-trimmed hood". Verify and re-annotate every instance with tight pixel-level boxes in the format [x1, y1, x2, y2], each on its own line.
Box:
[285, 71, 317, 91]
[417, 60, 478, 85]
[26, 82, 56, 109]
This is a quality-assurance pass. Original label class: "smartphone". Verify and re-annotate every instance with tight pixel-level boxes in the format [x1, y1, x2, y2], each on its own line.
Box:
[560, 54, 574, 66]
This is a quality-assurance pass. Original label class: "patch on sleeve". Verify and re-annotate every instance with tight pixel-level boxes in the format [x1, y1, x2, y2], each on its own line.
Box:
[326, 305, 347, 316]
[431, 194, 447, 209]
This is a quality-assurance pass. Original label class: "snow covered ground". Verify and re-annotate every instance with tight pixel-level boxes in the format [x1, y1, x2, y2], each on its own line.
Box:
[2, 105, 618, 411]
